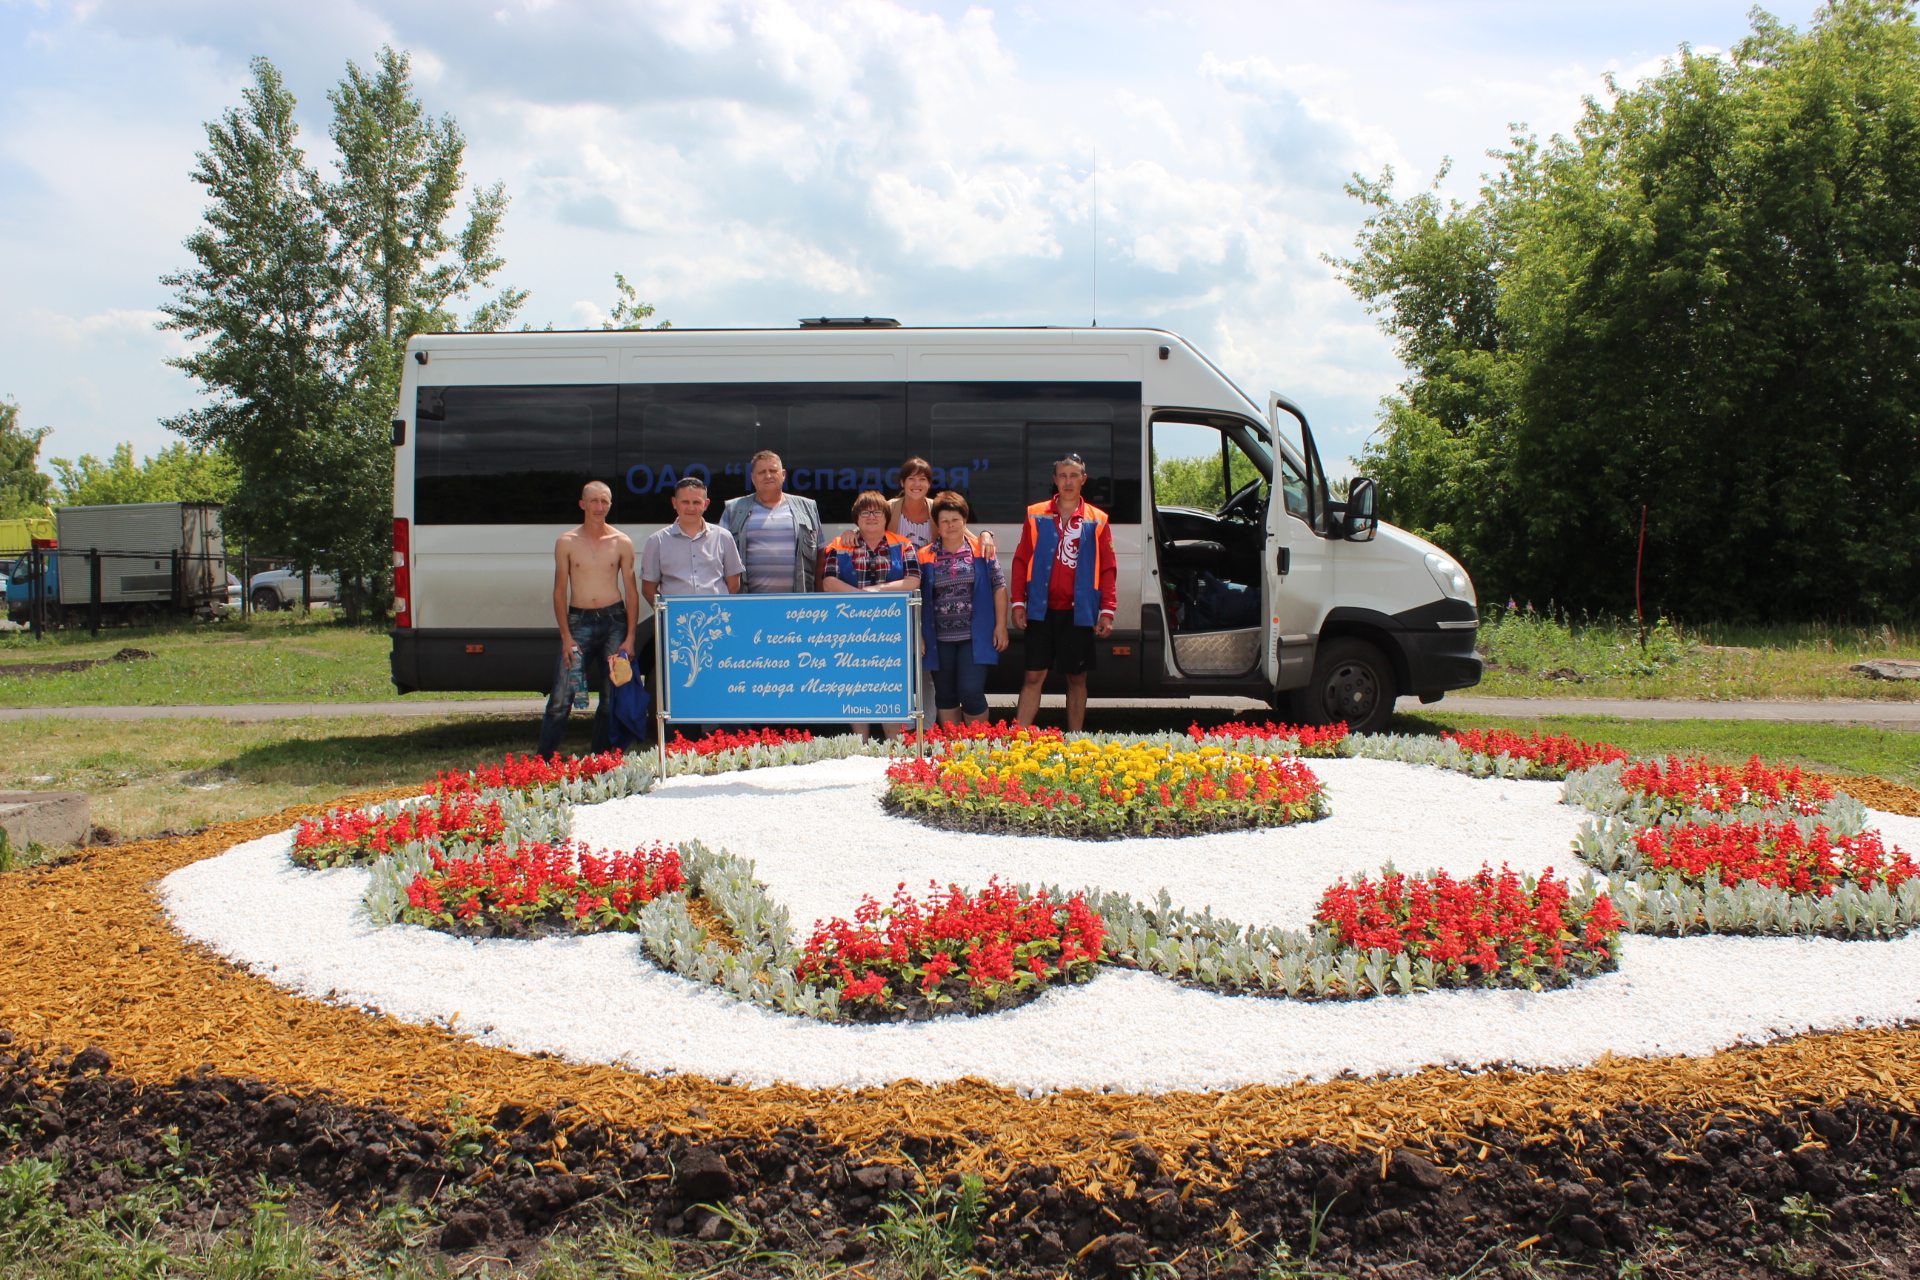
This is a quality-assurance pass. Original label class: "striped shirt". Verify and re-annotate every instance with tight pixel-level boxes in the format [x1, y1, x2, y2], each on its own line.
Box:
[741, 498, 797, 593]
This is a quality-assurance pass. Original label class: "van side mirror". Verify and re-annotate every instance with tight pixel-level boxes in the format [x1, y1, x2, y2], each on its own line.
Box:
[1345, 477, 1378, 542]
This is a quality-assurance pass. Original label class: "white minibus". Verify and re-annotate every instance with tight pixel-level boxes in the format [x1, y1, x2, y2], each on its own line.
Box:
[387, 321, 1481, 732]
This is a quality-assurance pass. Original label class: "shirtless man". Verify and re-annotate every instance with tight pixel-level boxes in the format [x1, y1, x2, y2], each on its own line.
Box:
[536, 480, 641, 758]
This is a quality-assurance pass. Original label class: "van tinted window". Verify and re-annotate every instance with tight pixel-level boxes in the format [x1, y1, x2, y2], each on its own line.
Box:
[615, 383, 905, 525]
[414, 385, 617, 525]
[910, 382, 1140, 523]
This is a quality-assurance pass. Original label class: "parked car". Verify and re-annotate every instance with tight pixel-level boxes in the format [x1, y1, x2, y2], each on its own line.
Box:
[248, 568, 339, 611]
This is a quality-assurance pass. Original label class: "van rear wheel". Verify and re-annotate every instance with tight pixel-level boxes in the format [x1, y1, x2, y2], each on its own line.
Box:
[1298, 637, 1397, 735]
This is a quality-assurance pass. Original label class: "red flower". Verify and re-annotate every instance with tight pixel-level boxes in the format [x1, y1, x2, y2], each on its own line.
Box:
[796, 879, 1105, 1015]
[1441, 729, 1626, 774]
[1313, 864, 1619, 986]
[1633, 820, 1913, 894]
[397, 841, 684, 936]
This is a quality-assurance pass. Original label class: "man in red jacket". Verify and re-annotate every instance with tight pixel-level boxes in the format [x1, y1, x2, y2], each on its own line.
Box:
[1009, 454, 1117, 731]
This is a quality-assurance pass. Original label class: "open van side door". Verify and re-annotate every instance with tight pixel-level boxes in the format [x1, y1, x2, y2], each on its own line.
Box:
[1265, 393, 1333, 692]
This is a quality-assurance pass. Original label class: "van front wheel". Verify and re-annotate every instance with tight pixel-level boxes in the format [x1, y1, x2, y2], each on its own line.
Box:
[1299, 637, 1397, 735]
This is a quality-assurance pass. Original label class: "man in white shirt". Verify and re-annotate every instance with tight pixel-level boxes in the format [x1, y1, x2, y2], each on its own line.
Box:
[721, 450, 821, 594]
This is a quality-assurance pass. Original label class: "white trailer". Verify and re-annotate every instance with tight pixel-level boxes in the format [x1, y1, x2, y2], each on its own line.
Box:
[53, 502, 227, 618]
[387, 323, 1481, 731]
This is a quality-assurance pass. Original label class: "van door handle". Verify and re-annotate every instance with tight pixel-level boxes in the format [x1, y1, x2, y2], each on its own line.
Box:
[1275, 547, 1290, 575]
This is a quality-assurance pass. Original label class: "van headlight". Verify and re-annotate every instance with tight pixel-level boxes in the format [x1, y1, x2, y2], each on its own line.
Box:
[1424, 552, 1476, 605]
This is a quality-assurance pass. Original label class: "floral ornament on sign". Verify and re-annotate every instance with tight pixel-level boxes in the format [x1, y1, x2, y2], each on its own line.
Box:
[668, 604, 733, 688]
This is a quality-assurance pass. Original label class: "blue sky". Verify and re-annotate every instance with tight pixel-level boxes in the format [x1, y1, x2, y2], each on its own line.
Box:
[0, 0, 1816, 476]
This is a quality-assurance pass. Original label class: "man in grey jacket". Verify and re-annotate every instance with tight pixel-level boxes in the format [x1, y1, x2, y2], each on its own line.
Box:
[722, 450, 821, 593]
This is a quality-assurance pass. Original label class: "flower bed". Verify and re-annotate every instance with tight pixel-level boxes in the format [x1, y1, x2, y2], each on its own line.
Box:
[432, 750, 633, 799]
[667, 727, 814, 755]
[1440, 728, 1626, 778]
[398, 840, 684, 938]
[1314, 866, 1624, 992]
[1187, 720, 1350, 756]
[1617, 754, 1835, 819]
[882, 735, 1329, 838]
[793, 879, 1105, 1021]
[902, 719, 1065, 747]
[1632, 821, 1916, 895]
[291, 794, 507, 870]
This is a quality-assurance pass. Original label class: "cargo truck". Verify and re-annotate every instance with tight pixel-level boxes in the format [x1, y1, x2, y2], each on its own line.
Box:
[6, 502, 228, 627]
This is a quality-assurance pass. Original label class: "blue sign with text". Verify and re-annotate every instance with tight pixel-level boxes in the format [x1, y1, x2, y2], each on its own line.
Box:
[656, 593, 919, 724]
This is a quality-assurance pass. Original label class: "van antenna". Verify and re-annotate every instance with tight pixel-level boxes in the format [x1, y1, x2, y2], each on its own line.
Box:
[1090, 144, 1097, 328]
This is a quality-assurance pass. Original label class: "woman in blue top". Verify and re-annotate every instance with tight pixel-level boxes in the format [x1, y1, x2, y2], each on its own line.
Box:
[916, 491, 1009, 723]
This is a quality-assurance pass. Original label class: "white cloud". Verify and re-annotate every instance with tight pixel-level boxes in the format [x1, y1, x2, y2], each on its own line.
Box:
[0, 0, 1805, 468]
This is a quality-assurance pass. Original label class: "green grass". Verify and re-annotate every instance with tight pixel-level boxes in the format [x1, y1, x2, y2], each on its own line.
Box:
[1474, 608, 1920, 702]
[0, 712, 564, 840]
[0, 613, 519, 707]
[0, 1153, 997, 1279]
[1389, 710, 1920, 786]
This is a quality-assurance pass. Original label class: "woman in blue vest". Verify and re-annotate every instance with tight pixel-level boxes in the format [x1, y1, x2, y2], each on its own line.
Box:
[917, 491, 1009, 724]
[820, 491, 920, 596]
[822, 491, 921, 739]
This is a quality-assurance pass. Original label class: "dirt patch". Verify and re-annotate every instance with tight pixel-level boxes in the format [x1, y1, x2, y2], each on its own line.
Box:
[3, 1038, 1916, 1276]
[0, 647, 155, 678]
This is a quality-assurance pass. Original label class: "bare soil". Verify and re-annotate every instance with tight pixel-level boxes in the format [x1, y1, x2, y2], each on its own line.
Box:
[6, 1030, 1916, 1277]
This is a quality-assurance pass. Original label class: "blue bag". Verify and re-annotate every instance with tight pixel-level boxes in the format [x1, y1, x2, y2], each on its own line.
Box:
[606, 652, 652, 751]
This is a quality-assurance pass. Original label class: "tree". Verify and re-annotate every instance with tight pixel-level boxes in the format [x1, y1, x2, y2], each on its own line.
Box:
[159, 57, 352, 587]
[602, 273, 672, 330]
[0, 399, 55, 518]
[51, 442, 237, 506]
[1334, 0, 1920, 621]
[160, 49, 521, 623]
[319, 47, 525, 619]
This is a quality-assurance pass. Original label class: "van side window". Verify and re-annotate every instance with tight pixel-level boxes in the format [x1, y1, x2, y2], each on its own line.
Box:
[414, 385, 617, 525]
[616, 382, 906, 525]
[911, 382, 1141, 524]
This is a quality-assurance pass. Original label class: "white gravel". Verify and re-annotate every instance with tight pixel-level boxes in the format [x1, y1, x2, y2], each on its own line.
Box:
[160, 758, 1920, 1094]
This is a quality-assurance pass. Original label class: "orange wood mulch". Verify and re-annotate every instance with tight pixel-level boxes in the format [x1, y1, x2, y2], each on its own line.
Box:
[1813, 771, 1920, 818]
[3, 784, 1917, 1188]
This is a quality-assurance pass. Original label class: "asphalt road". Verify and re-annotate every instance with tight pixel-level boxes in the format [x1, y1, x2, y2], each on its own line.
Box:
[1, 693, 1917, 728]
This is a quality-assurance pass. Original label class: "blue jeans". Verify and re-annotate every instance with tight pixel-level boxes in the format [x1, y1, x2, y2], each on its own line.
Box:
[537, 605, 628, 757]
[932, 640, 990, 716]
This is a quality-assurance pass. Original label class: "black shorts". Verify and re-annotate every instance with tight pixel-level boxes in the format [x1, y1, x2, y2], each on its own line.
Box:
[1023, 610, 1097, 676]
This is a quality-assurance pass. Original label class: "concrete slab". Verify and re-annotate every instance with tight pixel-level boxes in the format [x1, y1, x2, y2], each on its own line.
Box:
[0, 791, 89, 849]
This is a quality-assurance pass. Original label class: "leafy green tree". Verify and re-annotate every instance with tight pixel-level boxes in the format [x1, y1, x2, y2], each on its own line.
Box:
[159, 57, 351, 589]
[1335, 1, 1920, 621]
[602, 273, 671, 330]
[160, 49, 521, 622]
[320, 46, 525, 620]
[0, 399, 55, 518]
[50, 442, 237, 506]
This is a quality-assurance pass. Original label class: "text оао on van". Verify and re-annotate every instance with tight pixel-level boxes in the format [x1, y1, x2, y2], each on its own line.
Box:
[386, 322, 1481, 733]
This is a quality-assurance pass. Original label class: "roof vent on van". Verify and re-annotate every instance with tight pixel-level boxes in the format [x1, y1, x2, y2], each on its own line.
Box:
[798, 316, 900, 328]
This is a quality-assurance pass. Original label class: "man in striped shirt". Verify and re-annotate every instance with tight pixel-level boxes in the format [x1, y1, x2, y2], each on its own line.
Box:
[721, 450, 821, 594]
